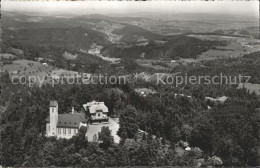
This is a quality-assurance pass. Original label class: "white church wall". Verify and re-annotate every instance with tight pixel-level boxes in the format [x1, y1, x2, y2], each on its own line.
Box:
[56, 128, 78, 139]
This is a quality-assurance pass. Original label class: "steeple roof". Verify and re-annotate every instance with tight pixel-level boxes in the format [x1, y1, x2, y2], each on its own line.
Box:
[50, 100, 58, 107]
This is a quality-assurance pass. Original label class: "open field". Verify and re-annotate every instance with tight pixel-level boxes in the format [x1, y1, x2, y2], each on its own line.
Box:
[140, 64, 168, 70]
[187, 34, 240, 41]
[135, 34, 260, 68]
[81, 49, 121, 63]
[1, 59, 53, 75]
[62, 51, 78, 60]
[80, 42, 121, 63]
[1, 59, 84, 86]
[1, 59, 53, 85]
[198, 49, 241, 60]
[136, 59, 167, 70]
[0, 53, 17, 59]
[50, 69, 79, 78]
[136, 59, 179, 70]
[93, 20, 124, 43]
[187, 35, 260, 60]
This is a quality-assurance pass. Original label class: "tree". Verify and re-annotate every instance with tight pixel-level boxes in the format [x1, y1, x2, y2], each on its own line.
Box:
[98, 126, 114, 149]
[89, 63, 99, 73]
[1, 70, 11, 83]
[72, 133, 88, 152]
[43, 141, 56, 166]
[118, 105, 139, 139]
[190, 117, 215, 154]
[124, 59, 139, 73]
[192, 87, 205, 101]
[181, 124, 193, 142]
[1, 126, 24, 166]
[149, 110, 163, 137]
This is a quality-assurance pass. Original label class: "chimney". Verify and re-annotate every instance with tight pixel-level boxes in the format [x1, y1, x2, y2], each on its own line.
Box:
[72, 107, 74, 114]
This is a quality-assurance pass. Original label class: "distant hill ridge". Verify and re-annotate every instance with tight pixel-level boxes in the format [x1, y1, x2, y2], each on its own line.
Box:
[2, 26, 110, 49]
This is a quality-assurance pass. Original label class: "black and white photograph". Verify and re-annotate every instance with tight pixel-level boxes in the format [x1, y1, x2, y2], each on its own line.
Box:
[0, 0, 259, 167]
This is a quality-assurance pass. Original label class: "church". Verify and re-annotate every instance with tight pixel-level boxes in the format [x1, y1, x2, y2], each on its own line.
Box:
[45, 101, 88, 139]
[46, 100, 110, 139]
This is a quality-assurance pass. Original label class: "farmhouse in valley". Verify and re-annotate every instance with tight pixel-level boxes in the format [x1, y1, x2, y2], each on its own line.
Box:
[83, 100, 109, 124]
[45, 101, 88, 139]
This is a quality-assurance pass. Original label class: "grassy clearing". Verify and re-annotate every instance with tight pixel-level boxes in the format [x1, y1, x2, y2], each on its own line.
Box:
[136, 59, 180, 70]
[1, 59, 81, 86]
[192, 35, 260, 60]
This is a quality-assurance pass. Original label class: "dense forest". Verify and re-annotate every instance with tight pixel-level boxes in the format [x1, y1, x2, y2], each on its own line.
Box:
[112, 24, 165, 43]
[1, 66, 259, 167]
[2, 26, 110, 51]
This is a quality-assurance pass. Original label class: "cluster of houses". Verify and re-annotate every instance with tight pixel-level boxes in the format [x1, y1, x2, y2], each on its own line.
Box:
[46, 100, 109, 139]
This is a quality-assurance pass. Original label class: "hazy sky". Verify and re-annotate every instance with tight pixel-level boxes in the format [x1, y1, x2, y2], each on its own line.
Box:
[2, 0, 259, 16]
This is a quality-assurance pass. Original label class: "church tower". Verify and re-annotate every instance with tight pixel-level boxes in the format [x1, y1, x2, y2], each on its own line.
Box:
[49, 100, 58, 136]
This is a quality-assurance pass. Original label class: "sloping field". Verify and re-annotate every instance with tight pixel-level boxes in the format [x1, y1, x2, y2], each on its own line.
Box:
[2, 59, 52, 75]
[1, 59, 82, 86]
[188, 34, 260, 60]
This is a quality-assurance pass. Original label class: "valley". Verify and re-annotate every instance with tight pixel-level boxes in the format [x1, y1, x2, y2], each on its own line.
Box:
[1, 11, 259, 81]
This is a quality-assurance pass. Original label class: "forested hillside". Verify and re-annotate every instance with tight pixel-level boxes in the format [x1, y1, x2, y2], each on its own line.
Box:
[2, 26, 110, 51]
[102, 35, 227, 59]
[112, 24, 165, 43]
[171, 51, 260, 84]
[1, 69, 259, 167]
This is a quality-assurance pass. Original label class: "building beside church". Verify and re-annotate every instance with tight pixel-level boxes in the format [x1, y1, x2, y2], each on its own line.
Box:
[83, 100, 109, 124]
[46, 101, 88, 139]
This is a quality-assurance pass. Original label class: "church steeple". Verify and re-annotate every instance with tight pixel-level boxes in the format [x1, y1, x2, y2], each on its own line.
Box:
[49, 100, 58, 136]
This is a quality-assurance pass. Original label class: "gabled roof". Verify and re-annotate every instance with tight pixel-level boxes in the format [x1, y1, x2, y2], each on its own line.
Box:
[83, 100, 97, 111]
[57, 113, 87, 128]
[50, 101, 58, 107]
[83, 101, 108, 114]
[46, 113, 87, 128]
[86, 100, 97, 107]
[89, 103, 108, 114]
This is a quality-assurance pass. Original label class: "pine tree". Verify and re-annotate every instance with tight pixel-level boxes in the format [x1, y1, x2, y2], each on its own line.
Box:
[118, 105, 139, 139]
